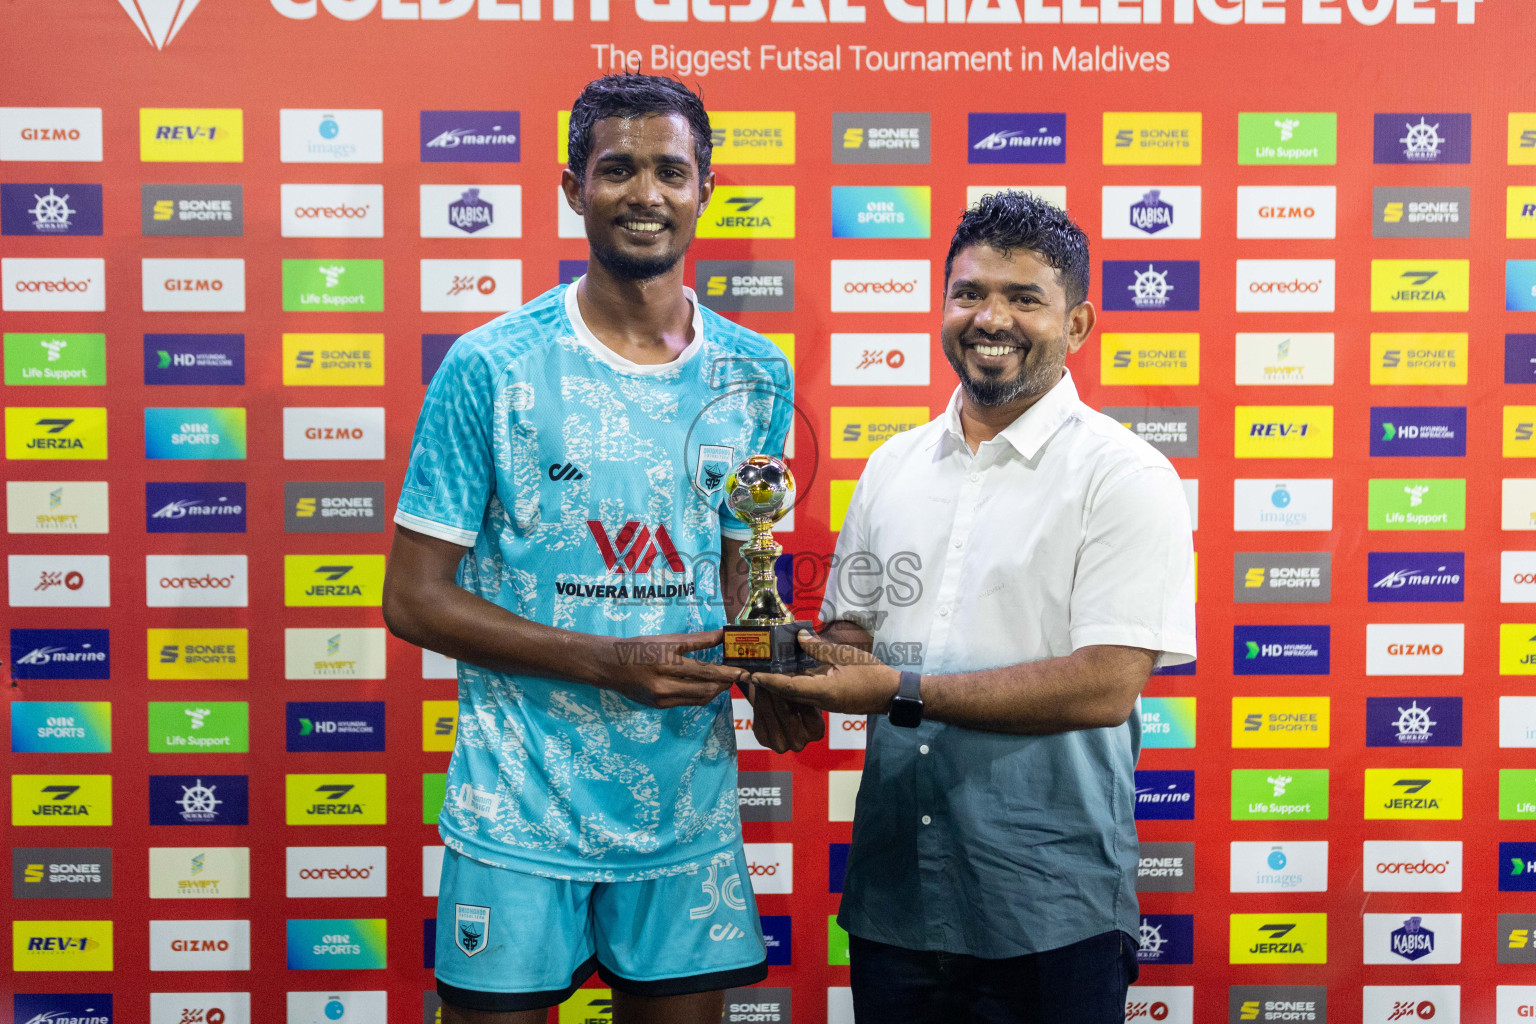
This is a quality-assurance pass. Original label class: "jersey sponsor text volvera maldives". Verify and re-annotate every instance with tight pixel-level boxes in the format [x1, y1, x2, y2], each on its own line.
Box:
[394, 282, 793, 879]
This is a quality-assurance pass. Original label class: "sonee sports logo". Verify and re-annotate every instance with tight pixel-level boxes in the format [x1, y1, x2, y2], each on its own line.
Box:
[587, 521, 684, 574]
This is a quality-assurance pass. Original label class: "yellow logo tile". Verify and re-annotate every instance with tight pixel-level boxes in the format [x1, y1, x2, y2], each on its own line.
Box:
[1369, 334, 1467, 385]
[13, 920, 113, 971]
[1229, 913, 1325, 964]
[1231, 697, 1330, 748]
[286, 773, 387, 825]
[1370, 260, 1469, 312]
[1100, 334, 1199, 385]
[11, 774, 112, 826]
[1234, 406, 1334, 459]
[284, 555, 386, 607]
[147, 628, 248, 680]
[1103, 112, 1201, 165]
[422, 700, 457, 752]
[829, 407, 928, 460]
[1363, 768, 1462, 819]
[140, 108, 243, 162]
[283, 334, 384, 386]
[5, 407, 107, 460]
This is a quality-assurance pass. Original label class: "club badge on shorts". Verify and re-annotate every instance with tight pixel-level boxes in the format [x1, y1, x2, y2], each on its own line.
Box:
[455, 903, 490, 957]
[696, 444, 735, 495]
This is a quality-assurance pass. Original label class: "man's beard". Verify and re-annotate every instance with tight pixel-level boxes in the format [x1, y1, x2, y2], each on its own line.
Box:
[589, 232, 684, 282]
[946, 329, 1063, 406]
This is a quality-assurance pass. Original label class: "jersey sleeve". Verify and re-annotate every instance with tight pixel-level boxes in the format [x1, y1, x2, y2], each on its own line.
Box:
[394, 336, 497, 547]
[718, 354, 795, 542]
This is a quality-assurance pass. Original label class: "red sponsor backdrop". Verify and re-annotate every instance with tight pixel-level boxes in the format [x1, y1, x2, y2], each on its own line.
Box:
[3, 1, 1535, 1021]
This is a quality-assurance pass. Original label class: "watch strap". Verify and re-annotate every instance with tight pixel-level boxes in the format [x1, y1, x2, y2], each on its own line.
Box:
[898, 671, 921, 701]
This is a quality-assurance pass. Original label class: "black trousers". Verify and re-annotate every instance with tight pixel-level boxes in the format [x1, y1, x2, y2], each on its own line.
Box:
[849, 929, 1140, 1024]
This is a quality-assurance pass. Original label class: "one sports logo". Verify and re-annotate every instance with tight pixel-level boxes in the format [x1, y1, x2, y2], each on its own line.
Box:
[587, 521, 684, 574]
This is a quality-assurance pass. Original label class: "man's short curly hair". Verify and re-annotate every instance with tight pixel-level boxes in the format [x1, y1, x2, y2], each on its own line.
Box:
[566, 74, 712, 184]
[944, 190, 1091, 308]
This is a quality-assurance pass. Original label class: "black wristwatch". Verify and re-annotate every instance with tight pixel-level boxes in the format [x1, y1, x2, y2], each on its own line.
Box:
[888, 671, 924, 728]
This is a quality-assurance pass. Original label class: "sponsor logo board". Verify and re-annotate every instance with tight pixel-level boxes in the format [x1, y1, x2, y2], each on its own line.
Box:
[1134, 769, 1194, 820]
[12, 919, 113, 971]
[1369, 479, 1465, 531]
[146, 555, 248, 608]
[149, 919, 250, 971]
[142, 183, 243, 236]
[1363, 841, 1463, 892]
[148, 701, 248, 753]
[833, 112, 930, 163]
[1231, 697, 1329, 747]
[1365, 623, 1464, 675]
[6, 332, 107, 387]
[738, 770, 794, 823]
[829, 260, 929, 313]
[696, 260, 794, 313]
[1236, 186, 1336, 239]
[1102, 112, 1201, 165]
[697, 186, 795, 239]
[282, 259, 384, 312]
[1140, 697, 1195, 748]
[1228, 985, 1327, 1023]
[286, 774, 387, 825]
[143, 407, 246, 460]
[1228, 914, 1326, 964]
[282, 334, 383, 387]
[287, 701, 385, 752]
[1374, 113, 1471, 164]
[1234, 334, 1334, 386]
[1372, 260, 1470, 313]
[144, 334, 244, 386]
[1361, 986, 1458, 1024]
[1370, 407, 1465, 457]
[829, 334, 929, 387]
[1362, 913, 1461, 964]
[13, 847, 113, 899]
[285, 628, 388, 680]
[148, 846, 251, 899]
[831, 186, 930, 239]
[11, 774, 112, 826]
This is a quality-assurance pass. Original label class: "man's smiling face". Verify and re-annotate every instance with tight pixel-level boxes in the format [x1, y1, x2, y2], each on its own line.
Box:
[940, 244, 1085, 407]
[565, 112, 713, 281]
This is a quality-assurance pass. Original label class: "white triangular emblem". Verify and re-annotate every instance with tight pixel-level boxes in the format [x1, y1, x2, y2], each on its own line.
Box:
[114, 0, 205, 50]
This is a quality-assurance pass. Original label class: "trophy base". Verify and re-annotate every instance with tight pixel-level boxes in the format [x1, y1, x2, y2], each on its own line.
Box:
[723, 620, 819, 674]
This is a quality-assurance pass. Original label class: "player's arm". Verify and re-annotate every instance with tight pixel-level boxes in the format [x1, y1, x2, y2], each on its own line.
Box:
[383, 525, 746, 709]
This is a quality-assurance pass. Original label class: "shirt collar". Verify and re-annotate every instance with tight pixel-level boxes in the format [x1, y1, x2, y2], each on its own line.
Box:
[563, 277, 707, 376]
[937, 369, 1082, 460]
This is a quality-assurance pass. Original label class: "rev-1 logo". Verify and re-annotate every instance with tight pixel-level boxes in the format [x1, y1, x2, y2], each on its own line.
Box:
[588, 521, 684, 574]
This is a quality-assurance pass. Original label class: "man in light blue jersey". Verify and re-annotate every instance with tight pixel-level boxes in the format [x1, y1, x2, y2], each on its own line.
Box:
[383, 75, 820, 1024]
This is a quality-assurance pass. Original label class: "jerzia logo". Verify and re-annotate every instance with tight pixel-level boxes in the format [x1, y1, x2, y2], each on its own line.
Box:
[587, 521, 684, 574]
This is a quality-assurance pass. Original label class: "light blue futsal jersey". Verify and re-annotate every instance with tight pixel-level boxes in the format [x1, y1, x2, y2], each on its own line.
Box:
[396, 280, 793, 881]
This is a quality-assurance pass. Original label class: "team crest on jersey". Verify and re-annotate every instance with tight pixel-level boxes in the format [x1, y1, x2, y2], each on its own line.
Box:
[455, 903, 490, 957]
[696, 444, 735, 494]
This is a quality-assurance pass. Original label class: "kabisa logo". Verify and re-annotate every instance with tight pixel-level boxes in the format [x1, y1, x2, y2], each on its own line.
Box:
[1103, 112, 1202, 165]
[1367, 552, 1464, 603]
[143, 334, 245, 386]
[286, 701, 386, 753]
[1365, 915, 1462, 967]
[115, 0, 205, 48]
[1502, 842, 1536, 892]
[967, 113, 1066, 164]
[1234, 625, 1331, 675]
[1387, 917, 1437, 962]
[832, 112, 930, 164]
[280, 109, 383, 163]
[696, 260, 795, 313]
[420, 185, 522, 239]
[283, 555, 386, 607]
[1229, 915, 1327, 964]
[1370, 407, 1466, 458]
[138, 109, 244, 162]
[1371, 260, 1470, 312]
[11, 775, 113, 826]
[697, 186, 795, 239]
[448, 188, 492, 233]
[0, 184, 103, 236]
[146, 481, 246, 533]
[1101, 186, 1201, 240]
[1364, 769, 1463, 820]
[1101, 261, 1199, 312]
[1136, 914, 1194, 964]
[1367, 698, 1462, 748]
[285, 774, 387, 825]
[12, 993, 113, 1023]
[1133, 769, 1194, 820]
[1374, 113, 1471, 164]
[10, 629, 110, 680]
[421, 111, 520, 162]
[1130, 189, 1173, 234]
[830, 186, 931, 240]
[141, 183, 243, 237]
[1375, 333, 1467, 386]
[149, 775, 248, 825]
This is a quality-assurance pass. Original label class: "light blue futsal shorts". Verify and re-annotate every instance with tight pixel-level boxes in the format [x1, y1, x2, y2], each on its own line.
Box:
[434, 845, 768, 1012]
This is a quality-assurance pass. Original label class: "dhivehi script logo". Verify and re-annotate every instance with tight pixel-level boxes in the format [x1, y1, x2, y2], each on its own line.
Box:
[114, 0, 205, 49]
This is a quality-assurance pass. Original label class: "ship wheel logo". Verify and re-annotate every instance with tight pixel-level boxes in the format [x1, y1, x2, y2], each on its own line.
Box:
[1128, 264, 1173, 308]
[1399, 118, 1445, 161]
[176, 778, 222, 822]
[1137, 919, 1165, 958]
[27, 188, 75, 233]
[1392, 700, 1436, 742]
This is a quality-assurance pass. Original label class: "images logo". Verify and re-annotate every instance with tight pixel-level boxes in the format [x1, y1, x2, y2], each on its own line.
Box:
[1101, 261, 1199, 312]
[1233, 553, 1330, 603]
[1232, 769, 1329, 820]
[1236, 260, 1336, 313]
[2, 257, 106, 312]
[695, 260, 794, 313]
[420, 184, 521, 238]
[0, 107, 103, 162]
[141, 183, 242, 236]
[1238, 112, 1337, 165]
[1229, 914, 1326, 964]
[1374, 333, 1468, 386]
[148, 702, 248, 753]
[282, 259, 384, 312]
[831, 186, 930, 239]
[833, 112, 929, 164]
[1233, 479, 1333, 532]
[11, 775, 112, 826]
[1101, 186, 1202, 239]
[1231, 697, 1330, 748]
[1103, 112, 1201, 165]
[1100, 334, 1199, 385]
[967, 113, 1065, 164]
[280, 183, 384, 238]
[1372, 260, 1470, 312]
[286, 701, 385, 752]
[1236, 186, 1336, 239]
[1133, 769, 1194, 820]
[1369, 479, 1465, 530]
[143, 407, 246, 460]
[420, 258, 522, 312]
[697, 186, 795, 239]
[149, 775, 249, 825]
[830, 407, 929, 459]
[10, 629, 110, 680]
[1, 184, 103, 236]
[829, 260, 929, 313]
[709, 111, 795, 164]
[1374, 113, 1471, 164]
[1375, 187, 1470, 239]
[10, 702, 111, 754]
[148, 628, 248, 680]
[1364, 769, 1463, 819]
[280, 109, 383, 163]
[420, 110, 519, 162]
[286, 774, 387, 825]
[1234, 406, 1333, 459]
[1370, 407, 1465, 458]
[139, 108, 243, 162]
[1234, 625, 1330, 675]
[283, 555, 386, 607]
[1368, 552, 1464, 603]
[146, 481, 245, 533]
[143, 334, 244, 386]
[1229, 841, 1328, 893]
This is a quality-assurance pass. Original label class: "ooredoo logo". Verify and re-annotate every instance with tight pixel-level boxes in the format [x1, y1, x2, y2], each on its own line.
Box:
[1236, 260, 1336, 313]
[281, 184, 384, 238]
[743, 842, 793, 894]
[145, 555, 248, 608]
[2, 258, 106, 311]
[1364, 841, 1463, 892]
[830, 260, 930, 313]
[285, 846, 388, 897]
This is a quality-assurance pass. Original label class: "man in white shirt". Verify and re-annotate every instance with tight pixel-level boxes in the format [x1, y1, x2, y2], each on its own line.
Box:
[751, 190, 1196, 1022]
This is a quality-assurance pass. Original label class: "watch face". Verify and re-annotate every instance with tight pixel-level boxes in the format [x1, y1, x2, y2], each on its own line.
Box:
[889, 697, 923, 728]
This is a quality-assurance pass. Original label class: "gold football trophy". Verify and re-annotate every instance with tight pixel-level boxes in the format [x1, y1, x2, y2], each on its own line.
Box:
[721, 454, 819, 673]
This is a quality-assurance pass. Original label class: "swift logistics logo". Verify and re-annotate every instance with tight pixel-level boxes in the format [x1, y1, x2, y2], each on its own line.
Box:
[1233, 552, 1331, 603]
[283, 555, 386, 607]
[833, 112, 930, 164]
[1238, 112, 1337, 164]
[1232, 769, 1329, 820]
[148, 628, 248, 680]
[146, 481, 245, 533]
[282, 259, 384, 312]
[1133, 769, 1194, 820]
[1374, 187, 1470, 238]
[1371, 260, 1470, 312]
[1369, 479, 1466, 530]
[13, 849, 112, 899]
[1374, 113, 1471, 164]
[831, 187, 930, 239]
[1229, 914, 1326, 964]
[697, 186, 795, 239]
[5, 332, 106, 386]
[286, 702, 386, 752]
[1370, 407, 1466, 457]
[967, 113, 1065, 164]
[11, 775, 113, 826]
[285, 628, 388, 679]
[1100, 186, 1201, 239]
[1100, 261, 1199, 312]
[7, 480, 109, 533]
[697, 260, 794, 313]
[139, 108, 243, 162]
[148, 702, 249, 753]
[143, 334, 244, 386]
[141, 183, 242, 236]
[1367, 698, 1462, 747]
[1100, 334, 1199, 385]
[12, 920, 114, 971]
[10, 629, 110, 680]
[421, 111, 519, 162]
[1, 184, 102, 236]
[1373, 333, 1468, 385]
[1364, 769, 1463, 819]
[1231, 697, 1330, 748]
[282, 334, 384, 386]
[1235, 334, 1335, 386]
[9, 702, 111, 754]
[1367, 552, 1464, 603]
[1234, 625, 1330, 675]
[5, 407, 107, 460]
[143, 407, 246, 460]
[149, 775, 249, 825]
[1102, 112, 1201, 165]
[1234, 407, 1333, 459]
[285, 774, 387, 825]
